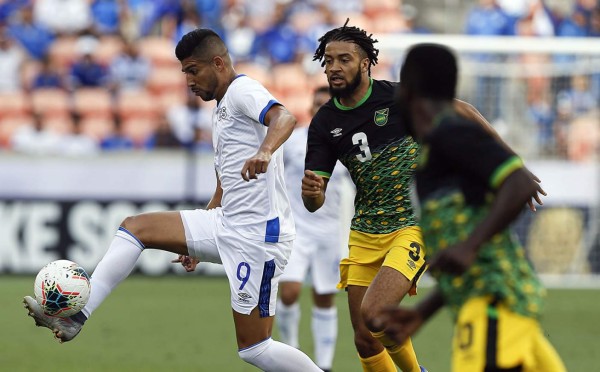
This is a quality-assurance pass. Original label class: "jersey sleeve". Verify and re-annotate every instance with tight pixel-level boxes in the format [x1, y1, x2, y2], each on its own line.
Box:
[305, 115, 337, 178]
[432, 120, 523, 189]
[232, 77, 280, 125]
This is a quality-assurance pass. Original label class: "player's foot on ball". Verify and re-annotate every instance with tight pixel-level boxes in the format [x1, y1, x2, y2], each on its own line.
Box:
[23, 296, 83, 343]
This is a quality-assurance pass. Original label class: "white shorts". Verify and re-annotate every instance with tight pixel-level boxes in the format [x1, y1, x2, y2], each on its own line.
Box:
[180, 208, 292, 317]
[280, 231, 341, 294]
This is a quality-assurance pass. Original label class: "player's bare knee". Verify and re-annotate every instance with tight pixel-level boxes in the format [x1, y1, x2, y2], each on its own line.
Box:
[360, 302, 383, 332]
[354, 329, 381, 355]
[279, 283, 301, 305]
[120, 215, 145, 239]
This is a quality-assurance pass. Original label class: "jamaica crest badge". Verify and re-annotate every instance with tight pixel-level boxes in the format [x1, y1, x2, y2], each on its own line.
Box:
[374, 108, 389, 126]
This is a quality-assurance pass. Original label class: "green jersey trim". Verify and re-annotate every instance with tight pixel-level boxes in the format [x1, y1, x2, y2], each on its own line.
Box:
[313, 170, 332, 178]
[333, 78, 373, 110]
[490, 156, 524, 189]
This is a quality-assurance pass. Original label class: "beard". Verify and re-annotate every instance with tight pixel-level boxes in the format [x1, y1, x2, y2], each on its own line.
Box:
[329, 69, 362, 99]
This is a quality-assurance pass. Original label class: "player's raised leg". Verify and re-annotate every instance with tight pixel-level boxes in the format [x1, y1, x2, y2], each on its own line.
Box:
[24, 210, 195, 343]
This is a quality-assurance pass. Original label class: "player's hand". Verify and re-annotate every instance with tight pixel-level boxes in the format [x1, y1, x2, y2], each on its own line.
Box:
[526, 170, 546, 212]
[427, 241, 477, 276]
[241, 151, 271, 181]
[372, 306, 424, 345]
[171, 255, 200, 272]
[301, 170, 324, 198]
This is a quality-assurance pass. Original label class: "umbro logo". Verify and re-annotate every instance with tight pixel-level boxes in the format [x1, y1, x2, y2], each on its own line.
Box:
[330, 128, 342, 137]
[238, 292, 252, 303]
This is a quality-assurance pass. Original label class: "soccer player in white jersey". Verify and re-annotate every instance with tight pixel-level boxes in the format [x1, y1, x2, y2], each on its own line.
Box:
[277, 86, 351, 372]
[23, 28, 321, 372]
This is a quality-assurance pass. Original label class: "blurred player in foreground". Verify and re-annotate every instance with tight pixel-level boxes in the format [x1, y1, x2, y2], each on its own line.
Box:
[375, 43, 566, 372]
[24, 28, 321, 372]
[278, 86, 351, 371]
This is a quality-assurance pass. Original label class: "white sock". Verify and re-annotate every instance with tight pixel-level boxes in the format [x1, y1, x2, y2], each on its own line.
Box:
[276, 300, 301, 348]
[312, 306, 337, 370]
[238, 337, 321, 372]
[81, 227, 144, 318]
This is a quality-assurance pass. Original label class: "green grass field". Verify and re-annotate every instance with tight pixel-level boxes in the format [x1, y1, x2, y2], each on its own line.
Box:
[1, 275, 597, 371]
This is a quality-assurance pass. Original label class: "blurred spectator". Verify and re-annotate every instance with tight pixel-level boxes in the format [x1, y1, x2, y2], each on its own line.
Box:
[557, 8, 588, 37]
[527, 0, 555, 36]
[589, 8, 600, 99]
[402, 4, 432, 34]
[465, 0, 511, 121]
[11, 113, 62, 154]
[559, 75, 596, 116]
[100, 116, 134, 150]
[567, 110, 600, 162]
[465, 0, 512, 36]
[526, 91, 556, 154]
[91, 0, 124, 35]
[0, 28, 26, 92]
[7, 4, 54, 60]
[590, 6, 600, 37]
[221, 3, 257, 62]
[123, 0, 183, 38]
[144, 114, 182, 149]
[172, 4, 201, 44]
[0, 0, 29, 24]
[108, 37, 151, 93]
[252, 2, 301, 66]
[30, 55, 65, 90]
[497, 0, 555, 36]
[68, 36, 108, 89]
[166, 93, 212, 149]
[33, 0, 93, 36]
[61, 112, 100, 155]
[193, 0, 222, 31]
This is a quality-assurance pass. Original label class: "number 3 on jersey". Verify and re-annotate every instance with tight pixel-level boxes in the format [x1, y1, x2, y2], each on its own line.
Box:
[352, 132, 372, 162]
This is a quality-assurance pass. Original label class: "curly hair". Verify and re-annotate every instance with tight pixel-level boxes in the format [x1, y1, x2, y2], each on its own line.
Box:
[313, 18, 379, 75]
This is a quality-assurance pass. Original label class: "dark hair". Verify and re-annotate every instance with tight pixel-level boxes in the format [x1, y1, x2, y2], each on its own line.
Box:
[175, 28, 226, 61]
[400, 43, 457, 100]
[313, 19, 379, 76]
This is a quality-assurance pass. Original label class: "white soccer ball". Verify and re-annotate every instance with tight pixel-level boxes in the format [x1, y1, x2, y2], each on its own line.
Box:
[34, 260, 91, 317]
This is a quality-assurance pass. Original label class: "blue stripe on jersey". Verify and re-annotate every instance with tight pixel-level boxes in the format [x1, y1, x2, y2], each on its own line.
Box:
[259, 99, 279, 125]
[258, 259, 276, 317]
[118, 226, 145, 249]
[234, 74, 246, 80]
[265, 217, 280, 243]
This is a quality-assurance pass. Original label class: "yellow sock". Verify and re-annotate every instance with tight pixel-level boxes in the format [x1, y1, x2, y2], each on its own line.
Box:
[371, 330, 420, 372]
[359, 349, 396, 372]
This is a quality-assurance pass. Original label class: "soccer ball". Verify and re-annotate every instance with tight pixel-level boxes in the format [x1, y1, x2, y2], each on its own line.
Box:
[34, 260, 91, 317]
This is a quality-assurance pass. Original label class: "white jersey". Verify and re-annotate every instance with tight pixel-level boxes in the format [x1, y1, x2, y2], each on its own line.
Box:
[283, 126, 347, 240]
[212, 74, 295, 242]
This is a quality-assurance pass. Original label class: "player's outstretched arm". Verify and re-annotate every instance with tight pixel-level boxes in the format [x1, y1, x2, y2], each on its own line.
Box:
[301, 170, 328, 212]
[428, 167, 538, 275]
[241, 105, 296, 181]
[453, 99, 546, 211]
[373, 289, 445, 345]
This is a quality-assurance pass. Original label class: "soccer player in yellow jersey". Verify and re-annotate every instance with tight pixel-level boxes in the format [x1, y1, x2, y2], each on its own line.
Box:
[300, 19, 522, 372]
[376, 43, 566, 372]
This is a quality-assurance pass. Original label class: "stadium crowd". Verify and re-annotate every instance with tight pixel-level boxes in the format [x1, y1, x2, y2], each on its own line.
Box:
[0, 0, 598, 159]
